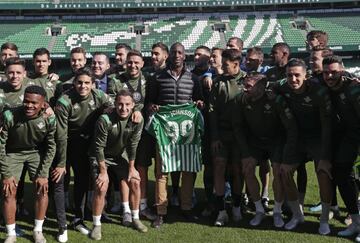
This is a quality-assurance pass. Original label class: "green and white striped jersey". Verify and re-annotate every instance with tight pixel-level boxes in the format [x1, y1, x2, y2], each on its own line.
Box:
[146, 103, 204, 173]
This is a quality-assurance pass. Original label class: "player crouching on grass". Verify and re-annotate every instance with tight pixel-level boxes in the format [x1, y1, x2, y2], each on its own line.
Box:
[89, 89, 147, 241]
[0, 85, 56, 243]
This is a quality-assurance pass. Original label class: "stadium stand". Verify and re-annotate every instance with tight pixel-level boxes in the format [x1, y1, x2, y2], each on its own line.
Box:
[0, 10, 360, 57]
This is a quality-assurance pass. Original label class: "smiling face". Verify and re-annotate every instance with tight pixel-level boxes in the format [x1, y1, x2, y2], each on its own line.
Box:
[210, 49, 222, 69]
[286, 65, 307, 91]
[169, 44, 185, 69]
[116, 95, 135, 119]
[115, 47, 128, 66]
[126, 55, 144, 78]
[151, 47, 168, 69]
[74, 74, 93, 97]
[91, 54, 110, 78]
[34, 54, 51, 76]
[323, 62, 343, 89]
[70, 52, 86, 72]
[6, 64, 26, 90]
[23, 92, 45, 119]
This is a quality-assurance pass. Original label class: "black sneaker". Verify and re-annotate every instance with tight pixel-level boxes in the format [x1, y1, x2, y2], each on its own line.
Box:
[181, 210, 199, 222]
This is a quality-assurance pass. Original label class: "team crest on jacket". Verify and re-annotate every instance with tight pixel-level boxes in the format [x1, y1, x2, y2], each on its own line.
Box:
[132, 92, 141, 102]
[19, 95, 24, 101]
[304, 96, 312, 103]
[74, 103, 80, 110]
[37, 121, 45, 129]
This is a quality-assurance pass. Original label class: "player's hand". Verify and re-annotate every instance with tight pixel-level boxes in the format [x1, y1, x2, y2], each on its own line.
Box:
[48, 73, 59, 82]
[203, 76, 213, 90]
[96, 171, 109, 191]
[195, 100, 204, 109]
[211, 140, 222, 154]
[2, 177, 17, 197]
[131, 111, 143, 124]
[148, 103, 159, 113]
[51, 167, 66, 183]
[42, 103, 54, 119]
[317, 159, 332, 179]
[35, 177, 48, 196]
[128, 166, 140, 182]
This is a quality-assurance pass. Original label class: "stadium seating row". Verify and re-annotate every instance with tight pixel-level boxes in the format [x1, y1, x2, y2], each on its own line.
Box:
[0, 11, 359, 56]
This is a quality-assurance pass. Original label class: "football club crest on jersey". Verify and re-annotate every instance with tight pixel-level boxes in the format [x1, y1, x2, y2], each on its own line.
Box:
[339, 93, 346, 100]
[246, 105, 252, 110]
[74, 103, 80, 110]
[19, 95, 24, 101]
[37, 121, 45, 129]
[132, 92, 141, 102]
[89, 100, 95, 106]
[123, 83, 128, 89]
[264, 104, 271, 110]
[28, 81, 35, 86]
[112, 124, 117, 128]
[304, 96, 312, 103]
[47, 81, 53, 87]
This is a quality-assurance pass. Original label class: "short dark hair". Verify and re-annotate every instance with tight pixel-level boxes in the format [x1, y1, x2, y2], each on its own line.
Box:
[286, 58, 307, 70]
[71, 47, 86, 56]
[25, 85, 46, 98]
[170, 42, 185, 52]
[322, 55, 343, 67]
[247, 46, 264, 60]
[222, 49, 242, 62]
[211, 47, 224, 53]
[1, 42, 18, 52]
[92, 52, 109, 63]
[227, 37, 244, 49]
[5, 57, 26, 70]
[152, 42, 169, 54]
[272, 42, 290, 55]
[126, 50, 143, 60]
[74, 67, 95, 83]
[195, 45, 211, 55]
[33, 47, 50, 59]
[115, 43, 131, 52]
[116, 89, 134, 102]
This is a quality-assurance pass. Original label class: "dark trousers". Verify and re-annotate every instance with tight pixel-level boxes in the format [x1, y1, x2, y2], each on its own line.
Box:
[49, 173, 67, 228]
[68, 139, 90, 220]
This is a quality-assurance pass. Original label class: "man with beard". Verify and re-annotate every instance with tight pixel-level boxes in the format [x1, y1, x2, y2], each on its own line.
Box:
[232, 73, 297, 227]
[321, 56, 360, 240]
[109, 43, 131, 75]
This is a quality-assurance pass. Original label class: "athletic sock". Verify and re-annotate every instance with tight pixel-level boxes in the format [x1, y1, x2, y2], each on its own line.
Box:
[254, 200, 265, 213]
[273, 201, 283, 214]
[122, 202, 131, 214]
[132, 210, 140, 220]
[6, 224, 16, 236]
[92, 215, 101, 226]
[34, 219, 44, 232]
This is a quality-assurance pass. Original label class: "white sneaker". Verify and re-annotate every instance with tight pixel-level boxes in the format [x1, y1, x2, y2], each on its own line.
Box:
[57, 228, 68, 243]
[273, 213, 284, 228]
[284, 215, 304, 230]
[250, 212, 265, 226]
[338, 223, 360, 237]
[72, 220, 90, 235]
[33, 231, 46, 243]
[356, 233, 360, 242]
[318, 222, 331, 235]
[232, 206, 242, 222]
[4, 235, 16, 243]
[214, 211, 229, 226]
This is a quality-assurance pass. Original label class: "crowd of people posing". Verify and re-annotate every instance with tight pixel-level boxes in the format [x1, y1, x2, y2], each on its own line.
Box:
[0, 29, 359, 243]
